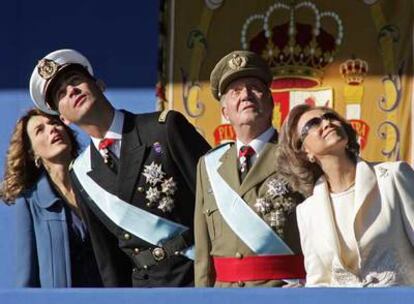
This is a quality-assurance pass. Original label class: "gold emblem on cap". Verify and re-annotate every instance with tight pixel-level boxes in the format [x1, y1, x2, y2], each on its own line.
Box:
[37, 58, 59, 80]
[228, 53, 247, 70]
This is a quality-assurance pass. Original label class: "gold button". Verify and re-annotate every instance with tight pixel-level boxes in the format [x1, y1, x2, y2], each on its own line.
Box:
[123, 233, 131, 240]
[205, 209, 211, 215]
[152, 247, 166, 261]
[237, 281, 245, 287]
[137, 186, 144, 193]
[235, 252, 243, 259]
[133, 248, 140, 254]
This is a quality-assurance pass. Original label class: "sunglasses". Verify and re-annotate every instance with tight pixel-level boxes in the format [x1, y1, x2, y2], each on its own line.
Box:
[299, 112, 340, 143]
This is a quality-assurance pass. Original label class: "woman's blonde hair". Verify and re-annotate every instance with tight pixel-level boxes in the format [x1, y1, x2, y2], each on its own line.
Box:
[0, 108, 80, 204]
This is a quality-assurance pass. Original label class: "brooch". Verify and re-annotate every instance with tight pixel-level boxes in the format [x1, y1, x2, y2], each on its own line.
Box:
[378, 167, 389, 178]
[142, 161, 177, 213]
[254, 177, 297, 237]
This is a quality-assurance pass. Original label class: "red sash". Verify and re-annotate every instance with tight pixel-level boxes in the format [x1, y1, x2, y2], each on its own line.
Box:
[213, 254, 305, 282]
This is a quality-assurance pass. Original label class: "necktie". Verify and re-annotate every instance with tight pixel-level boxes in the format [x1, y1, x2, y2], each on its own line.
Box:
[239, 145, 255, 182]
[98, 138, 118, 172]
[99, 138, 115, 150]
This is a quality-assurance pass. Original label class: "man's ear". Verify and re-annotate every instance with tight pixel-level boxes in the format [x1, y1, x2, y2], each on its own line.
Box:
[220, 96, 229, 120]
[221, 105, 229, 121]
[59, 115, 71, 126]
[96, 79, 106, 92]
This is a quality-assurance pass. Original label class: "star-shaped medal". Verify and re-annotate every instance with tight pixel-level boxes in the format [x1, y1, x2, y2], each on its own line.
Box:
[142, 161, 166, 186]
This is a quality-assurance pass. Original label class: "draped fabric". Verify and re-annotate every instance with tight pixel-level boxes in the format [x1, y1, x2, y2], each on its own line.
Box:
[158, 0, 414, 162]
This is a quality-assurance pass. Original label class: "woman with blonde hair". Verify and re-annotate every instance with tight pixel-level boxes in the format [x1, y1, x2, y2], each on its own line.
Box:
[1, 108, 101, 287]
[277, 104, 414, 287]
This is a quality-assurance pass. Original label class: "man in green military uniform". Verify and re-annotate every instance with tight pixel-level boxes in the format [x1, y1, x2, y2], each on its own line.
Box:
[194, 50, 305, 287]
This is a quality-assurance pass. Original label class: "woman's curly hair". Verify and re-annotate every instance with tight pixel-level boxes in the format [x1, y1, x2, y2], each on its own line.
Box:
[0, 108, 80, 204]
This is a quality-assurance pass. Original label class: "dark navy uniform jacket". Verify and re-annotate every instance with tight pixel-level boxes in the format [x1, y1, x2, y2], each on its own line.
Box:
[71, 110, 210, 287]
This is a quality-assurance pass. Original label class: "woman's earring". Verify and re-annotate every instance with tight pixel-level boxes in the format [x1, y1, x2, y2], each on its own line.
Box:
[308, 155, 315, 163]
[346, 144, 358, 156]
[34, 156, 41, 168]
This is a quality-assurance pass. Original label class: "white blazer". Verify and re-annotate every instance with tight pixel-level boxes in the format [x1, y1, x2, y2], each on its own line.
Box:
[297, 160, 414, 287]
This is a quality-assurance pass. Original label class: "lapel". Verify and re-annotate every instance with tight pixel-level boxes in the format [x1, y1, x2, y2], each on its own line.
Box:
[353, 159, 377, 222]
[311, 177, 343, 260]
[87, 142, 118, 194]
[33, 173, 61, 209]
[116, 112, 147, 202]
[311, 159, 378, 269]
[238, 133, 278, 197]
[217, 144, 241, 192]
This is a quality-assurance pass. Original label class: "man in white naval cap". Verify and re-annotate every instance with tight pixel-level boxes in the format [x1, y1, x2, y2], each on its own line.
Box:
[30, 49, 210, 287]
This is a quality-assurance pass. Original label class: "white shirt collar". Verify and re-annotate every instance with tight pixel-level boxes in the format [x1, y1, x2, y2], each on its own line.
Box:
[91, 109, 124, 151]
[236, 127, 275, 159]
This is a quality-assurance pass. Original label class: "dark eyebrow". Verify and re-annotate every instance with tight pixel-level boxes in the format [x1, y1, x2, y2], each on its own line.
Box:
[66, 73, 81, 80]
[33, 123, 43, 132]
[54, 72, 82, 89]
[34, 117, 54, 129]
[58, 75, 76, 87]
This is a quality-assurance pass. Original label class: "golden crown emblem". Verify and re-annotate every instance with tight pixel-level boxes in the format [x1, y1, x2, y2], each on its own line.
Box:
[241, 1, 344, 86]
[339, 58, 368, 85]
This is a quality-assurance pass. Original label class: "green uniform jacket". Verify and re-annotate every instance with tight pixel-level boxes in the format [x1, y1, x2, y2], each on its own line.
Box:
[194, 139, 303, 287]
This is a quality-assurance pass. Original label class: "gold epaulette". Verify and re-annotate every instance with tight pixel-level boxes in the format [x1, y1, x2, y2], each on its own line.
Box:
[158, 109, 170, 123]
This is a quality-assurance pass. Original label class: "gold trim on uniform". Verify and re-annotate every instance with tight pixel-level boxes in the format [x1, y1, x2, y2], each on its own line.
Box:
[158, 109, 170, 123]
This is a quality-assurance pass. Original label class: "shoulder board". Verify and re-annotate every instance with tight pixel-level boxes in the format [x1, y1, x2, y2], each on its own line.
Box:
[205, 141, 235, 155]
[158, 109, 170, 123]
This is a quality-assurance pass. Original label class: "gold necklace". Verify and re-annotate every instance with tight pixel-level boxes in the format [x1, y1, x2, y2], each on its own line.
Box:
[329, 181, 355, 194]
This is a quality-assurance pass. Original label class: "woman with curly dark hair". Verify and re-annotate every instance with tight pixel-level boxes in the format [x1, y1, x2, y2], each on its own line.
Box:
[1, 108, 101, 287]
[278, 104, 414, 287]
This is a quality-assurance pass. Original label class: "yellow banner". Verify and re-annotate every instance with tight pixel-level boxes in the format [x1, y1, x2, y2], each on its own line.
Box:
[159, 0, 414, 162]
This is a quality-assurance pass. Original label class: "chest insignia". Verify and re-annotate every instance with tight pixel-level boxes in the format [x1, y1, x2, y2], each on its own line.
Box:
[142, 161, 177, 213]
[142, 162, 165, 185]
[152, 141, 163, 154]
[254, 177, 298, 237]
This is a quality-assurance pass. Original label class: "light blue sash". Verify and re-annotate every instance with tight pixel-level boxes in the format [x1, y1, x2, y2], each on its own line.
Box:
[204, 144, 293, 255]
[72, 146, 194, 260]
